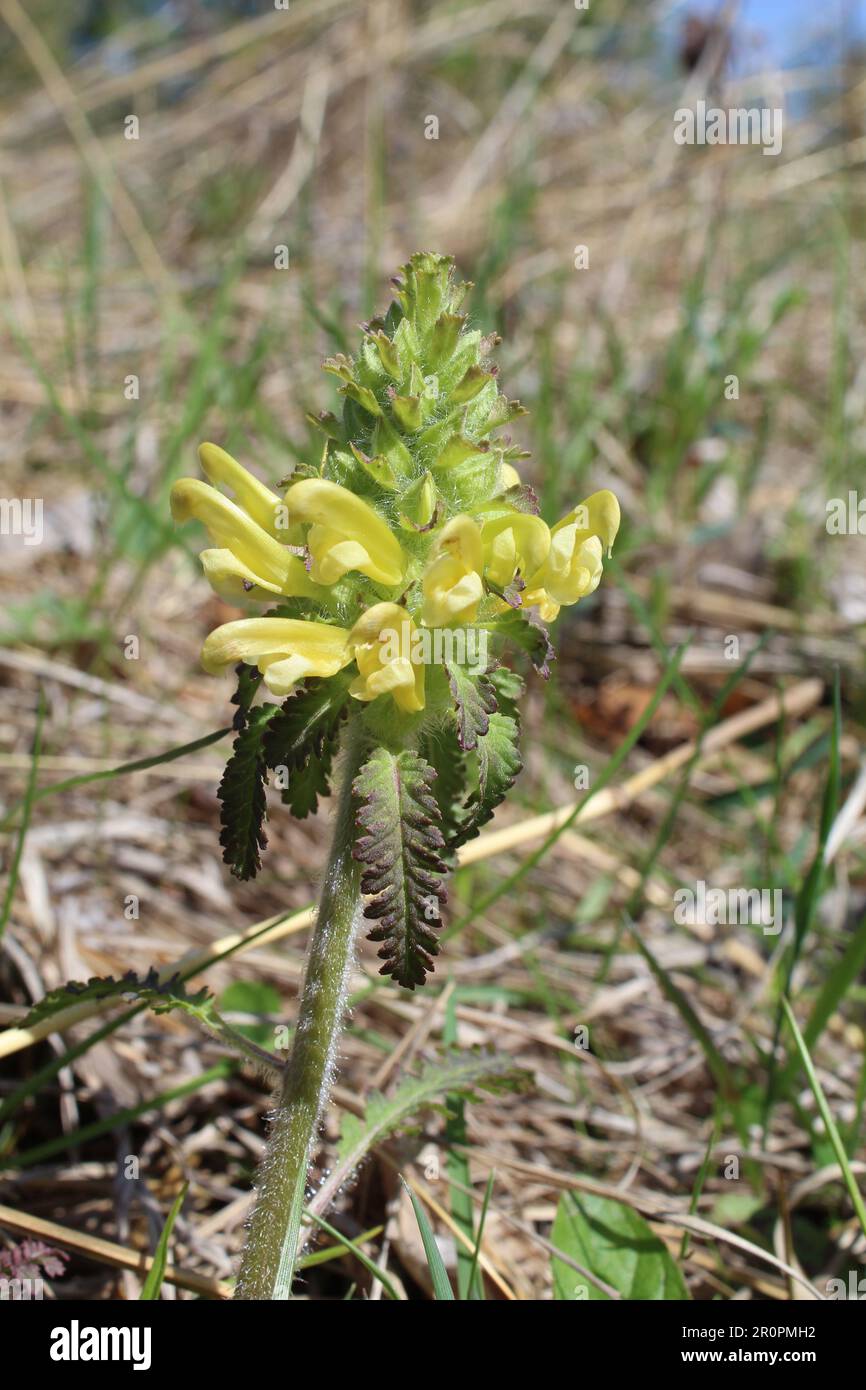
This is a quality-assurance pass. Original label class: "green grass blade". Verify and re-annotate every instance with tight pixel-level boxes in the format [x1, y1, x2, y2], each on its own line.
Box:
[0, 725, 231, 832]
[447, 639, 690, 940]
[401, 1178, 454, 1300]
[0, 691, 44, 941]
[304, 1211, 401, 1300]
[2, 1061, 236, 1169]
[627, 914, 733, 1096]
[140, 1182, 188, 1300]
[465, 1170, 495, 1300]
[782, 997, 866, 1241]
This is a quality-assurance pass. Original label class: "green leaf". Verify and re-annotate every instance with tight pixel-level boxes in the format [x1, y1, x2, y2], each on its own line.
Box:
[365, 328, 401, 379]
[627, 917, 733, 1096]
[340, 381, 382, 416]
[19, 969, 216, 1032]
[452, 365, 494, 403]
[551, 1192, 690, 1301]
[428, 312, 464, 368]
[218, 703, 280, 879]
[140, 1183, 188, 1300]
[1, 692, 43, 942]
[337, 1046, 530, 1167]
[487, 665, 524, 718]
[419, 728, 468, 851]
[452, 712, 522, 849]
[803, 914, 866, 1052]
[229, 662, 264, 731]
[303, 1210, 402, 1300]
[483, 607, 554, 678]
[353, 748, 449, 988]
[219, 980, 282, 1046]
[443, 659, 497, 751]
[263, 675, 350, 819]
[391, 393, 423, 432]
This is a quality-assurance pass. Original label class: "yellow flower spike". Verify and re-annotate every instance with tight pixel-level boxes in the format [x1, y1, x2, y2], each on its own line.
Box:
[285, 478, 405, 587]
[523, 489, 620, 613]
[198, 443, 290, 541]
[421, 514, 484, 628]
[348, 602, 425, 713]
[200, 617, 352, 697]
[170, 478, 314, 599]
[481, 512, 550, 590]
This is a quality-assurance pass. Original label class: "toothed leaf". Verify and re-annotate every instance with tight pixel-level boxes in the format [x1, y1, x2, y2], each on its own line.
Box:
[444, 659, 498, 752]
[263, 675, 350, 820]
[218, 703, 281, 879]
[483, 607, 555, 678]
[452, 711, 522, 848]
[19, 968, 216, 1031]
[230, 662, 264, 731]
[420, 727, 469, 853]
[488, 665, 525, 719]
[353, 747, 449, 989]
[337, 1047, 532, 1166]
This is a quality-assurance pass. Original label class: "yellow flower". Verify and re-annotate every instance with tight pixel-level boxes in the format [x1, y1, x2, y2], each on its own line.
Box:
[481, 512, 550, 590]
[285, 478, 405, 587]
[170, 470, 318, 605]
[200, 617, 352, 697]
[348, 602, 425, 713]
[498, 461, 522, 492]
[421, 515, 484, 628]
[523, 490, 620, 621]
[198, 443, 290, 540]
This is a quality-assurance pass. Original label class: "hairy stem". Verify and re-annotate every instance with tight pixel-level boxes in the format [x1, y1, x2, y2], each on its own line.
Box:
[235, 718, 366, 1299]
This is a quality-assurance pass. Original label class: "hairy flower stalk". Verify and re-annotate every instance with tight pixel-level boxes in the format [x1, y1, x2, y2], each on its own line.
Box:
[170, 253, 620, 1297]
[235, 719, 366, 1299]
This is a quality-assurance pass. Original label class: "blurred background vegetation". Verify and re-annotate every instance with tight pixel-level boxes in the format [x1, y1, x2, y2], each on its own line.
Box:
[1, 0, 865, 1301]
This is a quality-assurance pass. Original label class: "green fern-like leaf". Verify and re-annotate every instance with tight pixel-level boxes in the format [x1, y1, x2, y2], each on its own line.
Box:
[443, 659, 497, 752]
[452, 711, 523, 848]
[483, 607, 555, 678]
[218, 703, 281, 879]
[337, 1046, 532, 1166]
[263, 674, 350, 819]
[353, 747, 449, 989]
[19, 968, 215, 1030]
[230, 662, 264, 731]
[420, 727, 468, 852]
[488, 665, 525, 718]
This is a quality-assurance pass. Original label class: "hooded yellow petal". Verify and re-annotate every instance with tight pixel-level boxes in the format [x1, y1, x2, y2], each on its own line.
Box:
[481, 513, 550, 588]
[348, 601, 408, 648]
[537, 532, 603, 606]
[552, 489, 620, 555]
[200, 617, 352, 692]
[306, 526, 378, 587]
[198, 443, 288, 540]
[199, 548, 321, 605]
[435, 514, 484, 572]
[520, 587, 561, 623]
[523, 490, 619, 611]
[421, 515, 484, 628]
[285, 478, 405, 586]
[348, 602, 425, 712]
[171, 478, 298, 591]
